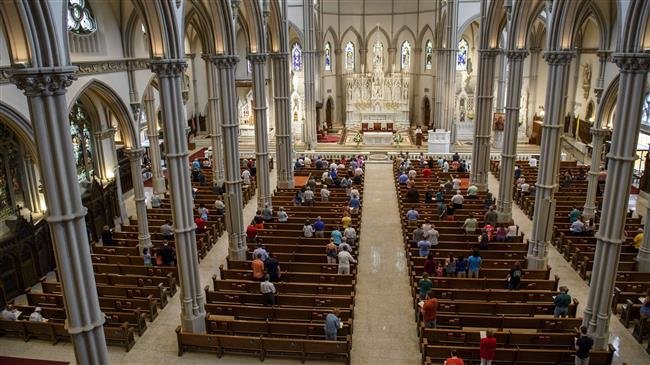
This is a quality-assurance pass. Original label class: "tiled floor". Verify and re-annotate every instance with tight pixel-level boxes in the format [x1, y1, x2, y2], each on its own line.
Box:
[2, 162, 650, 364]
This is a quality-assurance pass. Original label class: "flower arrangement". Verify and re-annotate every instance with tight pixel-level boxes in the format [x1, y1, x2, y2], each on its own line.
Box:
[353, 132, 363, 148]
[393, 132, 404, 147]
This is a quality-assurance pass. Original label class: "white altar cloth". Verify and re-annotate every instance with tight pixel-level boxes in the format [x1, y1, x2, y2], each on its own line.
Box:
[364, 132, 393, 145]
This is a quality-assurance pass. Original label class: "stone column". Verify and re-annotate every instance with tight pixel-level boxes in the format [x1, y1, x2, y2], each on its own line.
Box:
[496, 50, 528, 223]
[582, 51, 610, 221]
[11, 68, 109, 364]
[470, 49, 500, 191]
[150, 59, 206, 333]
[583, 53, 650, 347]
[302, 0, 317, 149]
[202, 54, 226, 186]
[525, 48, 541, 134]
[527, 51, 574, 269]
[335, 48, 344, 124]
[271, 52, 295, 188]
[412, 47, 422, 122]
[442, 0, 459, 132]
[143, 87, 166, 195]
[92, 131, 108, 180]
[249, 53, 272, 209]
[106, 129, 128, 225]
[212, 55, 247, 260]
[23, 154, 42, 213]
[125, 148, 152, 254]
[495, 53, 507, 113]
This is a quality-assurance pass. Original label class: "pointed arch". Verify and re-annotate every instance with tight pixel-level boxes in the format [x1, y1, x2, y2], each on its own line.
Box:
[339, 26, 363, 51]
[323, 26, 340, 49]
[618, 0, 650, 52]
[598, 75, 620, 128]
[391, 25, 416, 50]
[288, 20, 304, 47]
[417, 24, 434, 46]
[0, 102, 37, 158]
[457, 14, 481, 43]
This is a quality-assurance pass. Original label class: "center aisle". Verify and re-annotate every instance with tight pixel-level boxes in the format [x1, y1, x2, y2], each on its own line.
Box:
[351, 161, 420, 364]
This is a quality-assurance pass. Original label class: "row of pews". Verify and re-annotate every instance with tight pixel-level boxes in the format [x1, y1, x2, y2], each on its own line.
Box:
[176, 157, 365, 364]
[397, 158, 616, 364]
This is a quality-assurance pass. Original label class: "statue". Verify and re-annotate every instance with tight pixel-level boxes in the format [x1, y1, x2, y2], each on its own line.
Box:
[582, 63, 592, 100]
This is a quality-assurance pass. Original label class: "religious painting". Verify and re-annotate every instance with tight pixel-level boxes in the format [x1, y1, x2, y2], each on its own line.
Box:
[425, 40, 433, 70]
[457, 38, 468, 71]
[345, 42, 355, 71]
[324, 42, 332, 71]
[492, 112, 505, 131]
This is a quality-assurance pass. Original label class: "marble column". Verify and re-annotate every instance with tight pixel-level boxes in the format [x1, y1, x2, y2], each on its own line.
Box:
[583, 53, 650, 347]
[212, 55, 247, 260]
[302, 0, 317, 150]
[125, 148, 152, 254]
[11, 68, 109, 364]
[23, 154, 42, 213]
[249, 53, 272, 209]
[272, 52, 295, 189]
[470, 49, 500, 191]
[143, 87, 166, 195]
[150, 59, 206, 333]
[202, 54, 226, 187]
[527, 51, 574, 269]
[496, 50, 528, 223]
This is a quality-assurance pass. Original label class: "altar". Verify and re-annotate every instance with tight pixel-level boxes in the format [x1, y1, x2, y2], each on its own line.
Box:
[364, 131, 393, 145]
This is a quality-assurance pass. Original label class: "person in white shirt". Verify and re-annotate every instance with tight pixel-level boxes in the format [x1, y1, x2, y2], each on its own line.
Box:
[344, 226, 357, 246]
[303, 187, 315, 206]
[29, 307, 46, 322]
[322, 171, 329, 181]
[529, 157, 537, 167]
[350, 187, 360, 200]
[330, 162, 338, 171]
[452, 176, 461, 190]
[303, 156, 312, 166]
[214, 198, 226, 214]
[321, 185, 331, 202]
[426, 226, 440, 246]
[408, 169, 417, 180]
[354, 167, 363, 177]
[260, 275, 277, 306]
[451, 191, 464, 208]
[241, 169, 251, 185]
[1, 305, 18, 321]
[442, 160, 450, 173]
[303, 221, 315, 238]
[506, 223, 518, 241]
[151, 195, 161, 208]
[277, 207, 289, 222]
[520, 182, 530, 193]
[337, 246, 357, 275]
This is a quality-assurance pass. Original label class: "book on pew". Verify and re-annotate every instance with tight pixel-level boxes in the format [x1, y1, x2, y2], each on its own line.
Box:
[418, 301, 424, 308]
[640, 296, 646, 303]
[480, 331, 486, 339]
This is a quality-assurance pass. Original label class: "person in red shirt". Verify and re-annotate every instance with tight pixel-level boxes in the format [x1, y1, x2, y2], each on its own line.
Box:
[251, 254, 265, 281]
[422, 167, 432, 179]
[420, 291, 438, 328]
[246, 223, 257, 243]
[444, 350, 465, 365]
[194, 217, 207, 233]
[480, 329, 497, 365]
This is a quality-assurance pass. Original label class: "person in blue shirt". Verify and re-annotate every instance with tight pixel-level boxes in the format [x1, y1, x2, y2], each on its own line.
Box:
[349, 196, 361, 213]
[313, 217, 326, 238]
[467, 249, 482, 278]
[192, 159, 201, 171]
[331, 226, 343, 245]
[324, 308, 341, 340]
[330, 168, 338, 180]
[398, 173, 409, 184]
[406, 208, 419, 222]
[455, 255, 468, 277]
[417, 239, 432, 257]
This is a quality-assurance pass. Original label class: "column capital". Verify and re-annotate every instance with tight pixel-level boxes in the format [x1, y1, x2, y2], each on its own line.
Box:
[542, 50, 575, 65]
[201, 53, 214, 62]
[478, 48, 501, 58]
[612, 53, 650, 72]
[505, 49, 529, 61]
[149, 59, 187, 78]
[10, 66, 78, 96]
[125, 148, 145, 161]
[596, 50, 611, 62]
[247, 53, 268, 63]
[94, 128, 116, 140]
[590, 127, 610, 137]
[212, 54, 240, 69]
[269, 52, 289, 59]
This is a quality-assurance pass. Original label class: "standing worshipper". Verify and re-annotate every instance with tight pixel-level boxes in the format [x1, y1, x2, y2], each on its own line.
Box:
[479, 330, 497, 365]
[260, 275, 277, 306]
[553, 286, 572, 318]
[574, 326, 594, 365]
[324, 308, 342, 340]
[313, 217, 326, 238]
[507, 262, 524, 290]
[415, 125, 423, 147]
[420, 291, 439, 328]
[337, 246, 356, 274]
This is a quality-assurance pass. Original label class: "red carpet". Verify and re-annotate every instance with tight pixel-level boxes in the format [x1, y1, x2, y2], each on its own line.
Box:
[0, 357, 69, 365]
[317, 134, 341, 143]
[294, 176, 309, 187]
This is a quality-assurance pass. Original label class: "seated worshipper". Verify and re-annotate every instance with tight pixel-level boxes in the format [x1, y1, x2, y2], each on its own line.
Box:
[241, 168, 252, 185]
[444, 350, 465, 365]
[420, 291, 439, 328]
[293, 191, 303, 206]
[344, 226, 357, 246]
[506, 222, 518, 241]
[634, 228, 644, 250]
[160, 220, 174, 241]
[423, 166, 432, 179]
[406, 208, 419, 223]
[468, 249, 482, 278]
[320, 185, 331, 202]
[424, 187, 434, 204]
[484, 207, 498, 227]
[159, 241, 176, 266]
[484, 191, 494, 209]
[519, 181, 531, 194]
[423, 253, 436, 275]
[324, 174, 335, 187]
[516, 176, 526, 188]
[143, 248, 153, 267]
[29, 307, 47, 322]
[303, 220, 315, 238]
[341, 212, 352, 229]
[640, 291, 650, 319]
[561, 170, 573, 188]
[350, 186, 360, 200]
[313, 217, 326, 238]
[196, 170, 206, 185]
[101, 225, 116, 245]
[246, 222, 258, 242]
[262, 204, 273, 222]
[568, 206, 582, 223]
[554, 286, 572, 318]
[349, 195, 361, 214]
[337, 246, 356, 275]
[445, 255, 457, 277]
[251, 254, 265, 281]
[452, 176, 462, 190]
[326, 241, 338, 264]
[466, 184, 479, 199]
[408, 169, 417, 180]
[151, 194, 161, 208]
[192, 158, 201, 171]
[462, 213, 478, 234]
[443, 179, 453, 193]
[277, 207, 288, 222]
[354, 165, 363, 178]
[202, 158, 211, 168]
[456, 256, 468, 278]
[441, 204, 456, 221]
[197, 204, 209, 221]
[451, 190, 464, 209]
[570, 218, 586, 235]
[265, 253, 281, 282]
[324, 308, 342, 341]
[495, 224, 508, 242]
[451, 160, 460, 171]
[514, 165, 521, 179]
[214, 197, 226, 215]
[331, 226, 343, 245]
[406, 178, 416, 189]
[406, 187, 420, 203]
[253, 243, 269, 262]
[484, 223, 495, 241]
[194, 217, 207, 234]
[398, 172, 409, 185]
[418, 239, 432, 257]
[303, 187, 315, 206]
[419, 273, 434, 300]
[260, 275, 277, 306]
[1, 304, 18, 320]
[478, 229, 490, 250]
[507, 262, 524, 290]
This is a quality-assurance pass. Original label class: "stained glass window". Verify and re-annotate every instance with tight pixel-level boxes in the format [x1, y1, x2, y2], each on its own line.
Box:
[324, 42, 332, 71]
[292, 43, 302, 71]
[401, 41, 411, 71]
[457, 39, 468, 71]
[67, 0, 97, 35]
[69, 101, 94, 181]
[345, 42, 355, 71]
[642, 93, 650, 126]
[372, 40, 383, 69]
[0, 124, 22, 218]
[247, 60, 252, 74]
[425, 40, 433, 70]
